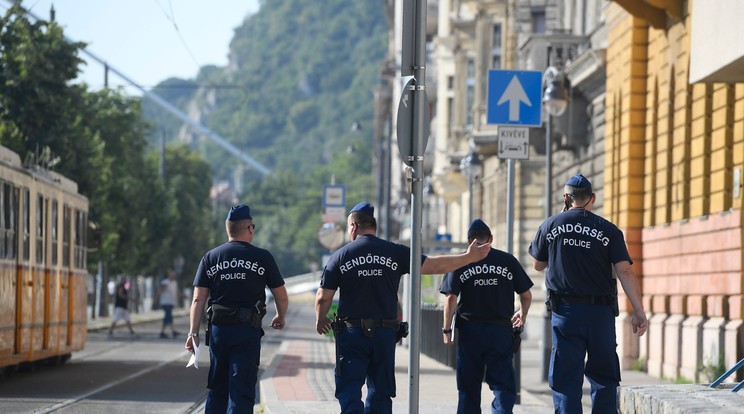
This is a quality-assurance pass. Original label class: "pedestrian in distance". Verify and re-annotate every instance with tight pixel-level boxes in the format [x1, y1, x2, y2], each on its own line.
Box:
[185, 204, 289, 414]
[440, 219, 533, 414]
[528, 173, 648, 414]
[315, 201, 492, 414]
[108, 278, 136, 338]
[159, 270, 181, 339]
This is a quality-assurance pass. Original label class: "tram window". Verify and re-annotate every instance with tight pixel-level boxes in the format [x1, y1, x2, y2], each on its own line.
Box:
[82, 212, 87, 265]
[74, 209, 87, 268]
[63, 205, 70, 267]
[52, 200, 58, 265]
[22, 188, 29, 262]
[36, 194, 44, 264]
[5, 184, 16, 259]
[0, 181, 4, 259]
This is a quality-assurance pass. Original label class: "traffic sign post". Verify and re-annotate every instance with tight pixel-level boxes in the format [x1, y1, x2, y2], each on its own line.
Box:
[399, 1, 426, 412]
[487, 70, 543, 405]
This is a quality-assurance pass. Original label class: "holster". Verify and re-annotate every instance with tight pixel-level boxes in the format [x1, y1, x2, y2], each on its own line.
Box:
[512, 325, 524, 354]
[208, 301, 266, 328]
[545, 291, 558, 314]
[248, 301, 267, 328]
[205, 306, 212, 347]
[360, 318, 377, 338]
[396, 321, 409, 343]
[610, 295, 619, 317]
[331, 314, 343, 377]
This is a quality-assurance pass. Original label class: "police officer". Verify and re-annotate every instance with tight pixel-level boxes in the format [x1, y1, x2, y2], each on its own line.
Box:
[440, 219, 533, 414]
[528, 174, 647, 414]
[315, 202, 491, 414]
[185, 204, 289, 414]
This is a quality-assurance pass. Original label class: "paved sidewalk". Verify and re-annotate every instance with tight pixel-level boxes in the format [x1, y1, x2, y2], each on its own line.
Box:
[256, 293, 672, 413]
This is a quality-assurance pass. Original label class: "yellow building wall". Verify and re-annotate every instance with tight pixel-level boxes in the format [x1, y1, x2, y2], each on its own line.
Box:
[605, 1, 744, 379]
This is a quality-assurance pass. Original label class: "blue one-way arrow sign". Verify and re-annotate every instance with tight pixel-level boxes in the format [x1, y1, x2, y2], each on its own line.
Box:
[487, 70, 543, 126]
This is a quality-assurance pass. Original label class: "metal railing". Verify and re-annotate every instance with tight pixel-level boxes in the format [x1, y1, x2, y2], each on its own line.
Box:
[420, 303, 456, 368]
[709, 358, 744, 392]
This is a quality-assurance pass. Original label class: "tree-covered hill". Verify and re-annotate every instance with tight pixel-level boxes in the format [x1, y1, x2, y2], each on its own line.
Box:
[143, 0, 389, 275]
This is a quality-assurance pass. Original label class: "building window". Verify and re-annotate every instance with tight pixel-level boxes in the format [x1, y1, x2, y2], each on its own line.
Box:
[447, 97, 454, 136]
[532, 7, 546, 34]
[492, 24, 502, 69]
[466, 58, 475, 129]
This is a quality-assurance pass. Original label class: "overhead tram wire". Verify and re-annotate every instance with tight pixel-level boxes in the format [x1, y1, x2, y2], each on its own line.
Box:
[153, 0, 203, 72]
[12, 2, 271, 177]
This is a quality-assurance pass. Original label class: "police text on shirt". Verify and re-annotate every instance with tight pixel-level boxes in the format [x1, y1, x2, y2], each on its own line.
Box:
[545, 222, 610, 247]
[206, 259, 267, 279]
[459, 264, 513, 284]
[339, 254, 398, 276]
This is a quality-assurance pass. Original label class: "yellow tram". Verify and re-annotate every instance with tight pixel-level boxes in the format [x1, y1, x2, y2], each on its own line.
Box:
[0, 145, 88, 375]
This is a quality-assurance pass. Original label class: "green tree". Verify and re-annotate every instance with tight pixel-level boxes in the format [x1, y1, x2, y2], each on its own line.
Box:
[158, 144, 214, 281]
[0, 4, 217, 282]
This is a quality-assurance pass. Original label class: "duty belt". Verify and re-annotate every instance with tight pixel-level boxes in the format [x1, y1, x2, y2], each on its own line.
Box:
[554, 294, 613, 305]
[341, 318, 401, 330]
[459, 314, 512, 327]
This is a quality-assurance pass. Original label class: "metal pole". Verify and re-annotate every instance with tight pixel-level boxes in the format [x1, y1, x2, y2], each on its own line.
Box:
[506, 158, 520, 403]
[542, 113, 552, 382]
[468, 177, 474, 223]
[408, 0, 427, 412]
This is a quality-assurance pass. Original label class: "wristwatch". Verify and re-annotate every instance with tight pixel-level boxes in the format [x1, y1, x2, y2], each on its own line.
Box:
[187, 332, 199, 338]
[441, 327, 452, 334]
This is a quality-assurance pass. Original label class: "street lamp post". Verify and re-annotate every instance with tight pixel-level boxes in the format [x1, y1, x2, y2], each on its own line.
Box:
[460, 144, 483, 223]
[540, 60, 569, 382]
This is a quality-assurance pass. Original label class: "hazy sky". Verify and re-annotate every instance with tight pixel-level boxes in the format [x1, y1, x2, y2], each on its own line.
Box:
[11, 0, 260, 95]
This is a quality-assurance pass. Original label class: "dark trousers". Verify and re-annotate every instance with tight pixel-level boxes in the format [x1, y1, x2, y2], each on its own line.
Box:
[205, 323, 262, 414]
[549, 302, 620, 414]
[456, 320, 516, 414]
[335, 326, 397, 414]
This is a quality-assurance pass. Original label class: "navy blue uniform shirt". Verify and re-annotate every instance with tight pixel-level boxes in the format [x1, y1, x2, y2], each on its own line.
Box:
[440, 249, 533, 321]
[193, 240, 285, 307]
[320, 234, 425, 320]
[529, 209, 631, 296]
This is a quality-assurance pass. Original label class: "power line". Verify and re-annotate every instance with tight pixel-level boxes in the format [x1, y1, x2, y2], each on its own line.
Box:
[3, 1, 271, 176]
[152, 0, 203, 75]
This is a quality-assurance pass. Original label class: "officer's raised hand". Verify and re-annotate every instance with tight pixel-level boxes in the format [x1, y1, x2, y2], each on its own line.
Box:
[466, 239, 491, 261]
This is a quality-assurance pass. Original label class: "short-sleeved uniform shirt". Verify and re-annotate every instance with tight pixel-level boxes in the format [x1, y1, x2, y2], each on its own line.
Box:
[193, 240, 284, 307]
[320, 234, 425, 320]
[440, 249, 533, 321]
[528, 209, 631, 296]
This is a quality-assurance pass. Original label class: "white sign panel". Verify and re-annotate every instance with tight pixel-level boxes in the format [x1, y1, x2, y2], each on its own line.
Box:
[497, 127, 530, 160]
[323, 185, 346, 207]
[323, 206, 346, 223]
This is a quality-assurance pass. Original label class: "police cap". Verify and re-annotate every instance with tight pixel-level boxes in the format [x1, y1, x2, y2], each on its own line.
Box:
[349, 202, 375, 218]
[467, 219, 491, 240]
[564, 173, 592, 195]
[226, 204, 252, 221]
